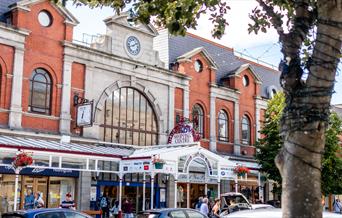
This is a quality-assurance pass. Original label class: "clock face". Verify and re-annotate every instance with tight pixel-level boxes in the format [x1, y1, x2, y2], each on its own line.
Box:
[77, 104, 92, 127]
[126, 36, 141, 56]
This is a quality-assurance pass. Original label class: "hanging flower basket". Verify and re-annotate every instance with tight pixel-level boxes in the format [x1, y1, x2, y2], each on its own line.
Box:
[152, 155, 165, 169]
[12, 151, 33, 170]
[233, 165, 250, 177]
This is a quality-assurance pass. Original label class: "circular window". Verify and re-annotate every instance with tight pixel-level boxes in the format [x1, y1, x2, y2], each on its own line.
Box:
[242, 75, 249, 87]
[38, 10, 52, 27]
[194, 60, 203, 72]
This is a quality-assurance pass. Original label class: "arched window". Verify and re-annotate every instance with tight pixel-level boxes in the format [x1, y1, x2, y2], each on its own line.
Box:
[29, 68, 52, 114]
[241, 115, 251, 144]
[100, 87, 159, 146]
[218, 110, 229, 142]
[192, 104, 204, 137]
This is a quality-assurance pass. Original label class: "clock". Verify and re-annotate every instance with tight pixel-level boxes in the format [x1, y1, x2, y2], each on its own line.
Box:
[126, 36, 141, 56]
[194, 60, 203, 72]
[76, 103, 93, 127]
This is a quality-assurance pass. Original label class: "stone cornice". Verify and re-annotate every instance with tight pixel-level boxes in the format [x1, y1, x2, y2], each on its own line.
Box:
[62, 41, 191, 88]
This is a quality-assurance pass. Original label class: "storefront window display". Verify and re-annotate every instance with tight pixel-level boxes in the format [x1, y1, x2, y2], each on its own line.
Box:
[0, 174, 76, 214]
[0, 175, 21, 216]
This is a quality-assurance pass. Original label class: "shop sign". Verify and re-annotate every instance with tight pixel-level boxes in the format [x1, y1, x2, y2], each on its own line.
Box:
[167, 118, 201, 144]
[153, 162, 176, 173]
[0, 166, 79, 177]
[219, 166, 235, 178]
[183, 152, 213, 176]
[121, 159, 151, 173]
[178, 173, 215, 183]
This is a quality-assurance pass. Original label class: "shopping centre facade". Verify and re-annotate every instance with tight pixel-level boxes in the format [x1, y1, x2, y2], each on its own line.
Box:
[0, 0, 282, 215]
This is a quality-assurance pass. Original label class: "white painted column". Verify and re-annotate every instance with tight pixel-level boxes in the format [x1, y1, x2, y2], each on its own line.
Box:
[255, 99, 262, 140]
[258, 172, 264, 203]
[174, 179, 178, 208]
[217, 180, 221, 198]
[151, 173, 154, 209]
[183, 88, 190, 118]
[205, 183, 208, 197]
[168, 85, 175, 131]
[143, 173, 146, 211]
[209, 93, 216, 151]
[59, 58, 73, 134]
[186, 183, 190, 208]
[9, 48, 25, 129]
[119, 174, 123, 213]
[235, 176, 238, 193]
[13, 170, 20, 211]
[233, 101, 240, 155]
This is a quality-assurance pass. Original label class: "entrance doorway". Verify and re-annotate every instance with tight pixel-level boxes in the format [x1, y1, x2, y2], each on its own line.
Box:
[21, 176, 48, 209]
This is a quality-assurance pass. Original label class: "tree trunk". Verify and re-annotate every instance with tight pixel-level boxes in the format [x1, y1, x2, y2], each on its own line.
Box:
[275, 1, 342, 218]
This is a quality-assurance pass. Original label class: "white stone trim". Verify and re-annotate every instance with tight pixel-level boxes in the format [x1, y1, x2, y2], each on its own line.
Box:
[59, 58, 73, 134]
[9, 48, 25, 129]
[209, 93, 216, 151]
[183, 88, 190, 119]
[234, 101, 240, 155]
[210, 85, 240, 101]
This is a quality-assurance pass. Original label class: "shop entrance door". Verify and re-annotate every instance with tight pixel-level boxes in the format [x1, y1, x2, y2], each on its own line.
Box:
[21, 176, 48, 209]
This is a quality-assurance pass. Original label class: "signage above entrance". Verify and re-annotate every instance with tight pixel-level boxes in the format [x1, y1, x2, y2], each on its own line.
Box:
[167, 117, 201, 144]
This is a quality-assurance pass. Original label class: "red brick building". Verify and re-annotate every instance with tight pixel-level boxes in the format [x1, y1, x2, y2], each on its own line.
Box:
[0, 0, 280, 213]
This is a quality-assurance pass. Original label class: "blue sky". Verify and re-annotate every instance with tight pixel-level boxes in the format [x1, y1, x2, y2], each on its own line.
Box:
[66, 1, 341, 105]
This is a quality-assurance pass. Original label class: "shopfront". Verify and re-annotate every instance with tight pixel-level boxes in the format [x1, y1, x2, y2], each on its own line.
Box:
[0, 166, 78, 215]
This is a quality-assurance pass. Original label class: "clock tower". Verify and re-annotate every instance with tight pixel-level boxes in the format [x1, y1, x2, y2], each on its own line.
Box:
[103, 13, 164, 67]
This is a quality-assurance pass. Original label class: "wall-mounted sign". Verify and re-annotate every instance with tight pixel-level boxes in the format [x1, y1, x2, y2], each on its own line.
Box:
[76, 102, 93, 127]
[120, 159, 151, 173]
[153, 162, 176, 173]
[168, 117, 201, 144]
[219, 166, 235, 179]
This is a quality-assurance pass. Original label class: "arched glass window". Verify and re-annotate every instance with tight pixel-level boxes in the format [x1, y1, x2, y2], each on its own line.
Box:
[100, 87, 159, 146]
[218, 110, 229, 142]
[241, 115, 251, 144]
[29, 68, 52, 114]
[192, 104, 204, 137]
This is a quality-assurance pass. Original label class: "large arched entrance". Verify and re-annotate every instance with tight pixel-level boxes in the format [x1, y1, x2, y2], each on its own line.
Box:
[99, 86, 159, 146]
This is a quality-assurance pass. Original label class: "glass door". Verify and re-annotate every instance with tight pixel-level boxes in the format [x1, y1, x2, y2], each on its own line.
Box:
[21, 176, 48, 209]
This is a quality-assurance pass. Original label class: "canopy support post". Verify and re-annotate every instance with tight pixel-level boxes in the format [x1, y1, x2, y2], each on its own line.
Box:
[143, 173, 146, 210]
[151, 173, 154, 209]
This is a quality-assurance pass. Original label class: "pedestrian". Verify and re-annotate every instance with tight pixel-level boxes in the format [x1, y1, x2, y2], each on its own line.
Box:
[122, 199, 133, 218]
[110, 200, 119, 218]
[195, 197, 203, 210]
[200, 197, 209, 216]
[333, 198, 342, 214]
[211, 198, 221, 218]
[24, 189, 34, 210]
[60, 193, 76, 210]
[34, 192, 44, 209]
[98, 191, 110, 218]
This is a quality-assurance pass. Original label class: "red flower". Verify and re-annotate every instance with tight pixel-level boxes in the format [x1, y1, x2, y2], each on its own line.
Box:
[12, 151, 33, 168]
[233, 166, 250, 176]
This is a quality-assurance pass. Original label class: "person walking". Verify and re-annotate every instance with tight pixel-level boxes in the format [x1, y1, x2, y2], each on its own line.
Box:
[211, 198, 221, 218]
[333, 198, 342, 214]
[98, 191, 110, 218]
[200, 197, 209, 216]
[24, 189, 34, 210]
[195, 197, 203, 210]
[60, 193, 76, 210]
[110, 200, 119, 218]
[122, 199, 133, 218]
[34, 192, 44, 209]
